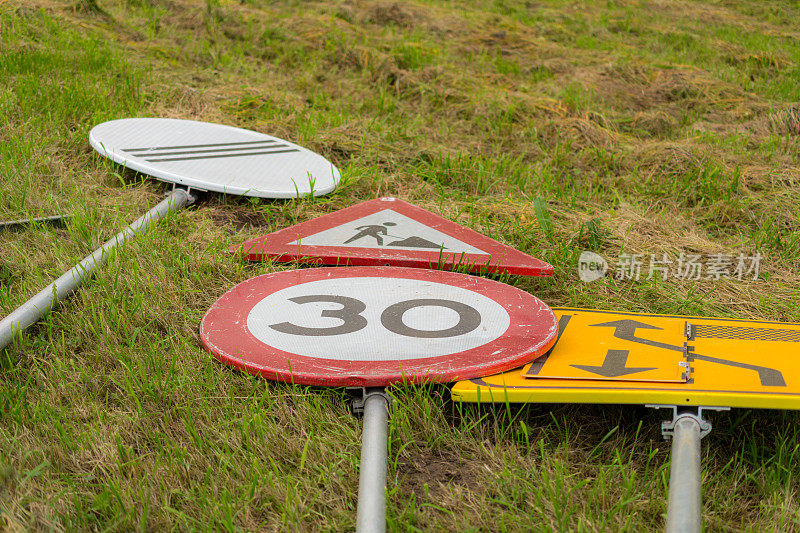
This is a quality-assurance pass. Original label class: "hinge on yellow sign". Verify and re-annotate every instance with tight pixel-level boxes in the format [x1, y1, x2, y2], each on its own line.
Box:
[685, 321, 696, 341]
[681, 343, 695, 383]
[682, 321, 697, 383]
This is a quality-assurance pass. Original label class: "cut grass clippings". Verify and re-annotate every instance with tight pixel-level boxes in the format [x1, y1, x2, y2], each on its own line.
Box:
[1, 0, 800, 530]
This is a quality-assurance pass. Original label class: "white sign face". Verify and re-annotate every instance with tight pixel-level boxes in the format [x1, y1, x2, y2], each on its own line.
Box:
[201, 266, 558, 387]
[246, 276, 511, 361]
[292, 209, 488, 254]
[89, 118, 340, 198]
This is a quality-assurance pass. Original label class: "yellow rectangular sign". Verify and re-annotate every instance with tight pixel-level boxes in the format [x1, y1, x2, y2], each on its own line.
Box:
[521, 312, 688, 382]
[452, 308, 800, 410]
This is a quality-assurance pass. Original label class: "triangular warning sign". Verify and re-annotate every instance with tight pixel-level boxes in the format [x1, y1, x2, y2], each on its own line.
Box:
[229, 197, 554, 276]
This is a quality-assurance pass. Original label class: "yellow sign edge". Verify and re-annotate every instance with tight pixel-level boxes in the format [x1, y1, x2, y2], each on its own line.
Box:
[451, 378, 800, 410]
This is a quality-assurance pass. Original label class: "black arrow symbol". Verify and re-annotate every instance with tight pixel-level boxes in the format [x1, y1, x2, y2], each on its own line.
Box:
[585, 318, 787, 387]
[590, 319, 683, 352]
[571, 349, 656, 377]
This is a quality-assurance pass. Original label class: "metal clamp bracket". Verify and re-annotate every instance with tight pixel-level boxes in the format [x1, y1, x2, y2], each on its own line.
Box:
[646, 405, 729, 440]
[348, 387, 393, 416]
[170, 184, 199, 204]
[681, 321, 696, 383]
[680, 343, 695, 383]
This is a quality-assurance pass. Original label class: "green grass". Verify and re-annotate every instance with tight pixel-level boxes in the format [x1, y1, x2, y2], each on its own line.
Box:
[1, 0, 800, 530]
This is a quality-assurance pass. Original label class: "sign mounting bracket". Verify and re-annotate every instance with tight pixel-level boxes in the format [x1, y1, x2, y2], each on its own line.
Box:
[349, 387, 393, 416]
[648, 404, 729, 533]
[170, 183, 198, 204]
[348, 386, 393, 533]
[648, 405, 729, 440]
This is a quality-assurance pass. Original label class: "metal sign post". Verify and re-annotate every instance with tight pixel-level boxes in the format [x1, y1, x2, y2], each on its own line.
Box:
[0, 189, 193, 351]
[201, 266, 559, 530]
[649, 406, 729, 533]
[667, 417, 702, 533]
[0, 214, 72, 231]
[352, 388, 392, 533]
[0, 118, 339, 352]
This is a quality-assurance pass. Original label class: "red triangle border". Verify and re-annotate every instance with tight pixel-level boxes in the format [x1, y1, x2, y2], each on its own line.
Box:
[229, 197, 554, 277]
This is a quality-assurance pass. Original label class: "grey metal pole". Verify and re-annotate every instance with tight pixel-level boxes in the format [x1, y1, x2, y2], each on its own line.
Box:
[666, 416, 702, 533]
[0, 188, 194, 351]
[356, 391, 390, 533]
[0, 214, 72, 231]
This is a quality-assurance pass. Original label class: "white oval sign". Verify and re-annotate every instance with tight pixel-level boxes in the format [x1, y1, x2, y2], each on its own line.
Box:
[89, 118, 340, 198]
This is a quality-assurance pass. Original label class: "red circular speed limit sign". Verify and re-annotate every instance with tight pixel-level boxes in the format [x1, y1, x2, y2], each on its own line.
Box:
[200, 267, 558, 386]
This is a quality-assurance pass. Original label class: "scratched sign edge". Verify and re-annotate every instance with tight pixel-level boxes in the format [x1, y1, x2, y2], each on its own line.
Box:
[201, 267, 559, 387]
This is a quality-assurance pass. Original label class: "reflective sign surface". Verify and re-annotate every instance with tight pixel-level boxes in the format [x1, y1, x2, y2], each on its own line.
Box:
[522, 312, 689, 382]
[90, 118, 339, 198]
[452, 308, 800, 409]
[201, 267, 558, 386]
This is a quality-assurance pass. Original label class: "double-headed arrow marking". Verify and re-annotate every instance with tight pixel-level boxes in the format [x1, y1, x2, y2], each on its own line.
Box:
[572, 349, 656, 377]
[570, 320, 671, 378]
